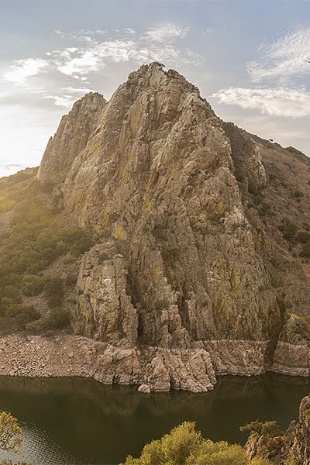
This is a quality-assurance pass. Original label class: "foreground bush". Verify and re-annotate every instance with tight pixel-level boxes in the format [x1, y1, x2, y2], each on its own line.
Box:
[120, 421, 273, 465]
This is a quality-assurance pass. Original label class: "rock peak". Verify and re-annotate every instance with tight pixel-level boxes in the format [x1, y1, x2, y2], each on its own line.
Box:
[37, 92, 106, 183]
[124, 61, 202, 100]
[35, 64, 310, 393]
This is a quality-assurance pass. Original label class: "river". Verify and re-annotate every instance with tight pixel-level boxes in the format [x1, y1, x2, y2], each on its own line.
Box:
[0, 373, 309, 465]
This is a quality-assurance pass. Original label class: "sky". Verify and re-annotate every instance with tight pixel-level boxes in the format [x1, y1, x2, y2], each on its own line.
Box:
[1, 0, 310, 178]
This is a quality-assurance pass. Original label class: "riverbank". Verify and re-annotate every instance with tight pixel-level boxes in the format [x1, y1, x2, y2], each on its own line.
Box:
[0, 334, 309, 392]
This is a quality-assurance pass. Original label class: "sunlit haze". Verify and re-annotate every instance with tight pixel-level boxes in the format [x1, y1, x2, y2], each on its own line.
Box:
[1, 0, 310, 178]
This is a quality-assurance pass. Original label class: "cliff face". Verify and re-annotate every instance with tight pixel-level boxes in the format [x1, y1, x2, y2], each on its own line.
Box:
[35, 62, 310, 391]
[245, 393, 310, 465]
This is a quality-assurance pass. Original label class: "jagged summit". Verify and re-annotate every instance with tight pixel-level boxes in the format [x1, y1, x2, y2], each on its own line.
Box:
[37, 62, 215, 186]
[37, 62, 279, 346]
[37, 91, 106, 183]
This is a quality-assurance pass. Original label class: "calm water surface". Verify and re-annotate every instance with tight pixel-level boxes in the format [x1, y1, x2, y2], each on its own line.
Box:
[0, 373, 309, 465]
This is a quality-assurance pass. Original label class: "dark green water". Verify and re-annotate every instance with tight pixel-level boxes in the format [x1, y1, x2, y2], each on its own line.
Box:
[0, 373, 309, 465]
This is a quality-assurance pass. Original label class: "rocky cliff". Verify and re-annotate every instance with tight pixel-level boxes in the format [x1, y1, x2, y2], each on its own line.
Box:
[245, 393, 310, 464]
[5, 62, 310, 392]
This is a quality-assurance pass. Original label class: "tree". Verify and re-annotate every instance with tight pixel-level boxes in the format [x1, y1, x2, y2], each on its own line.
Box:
[0, 412, 22, 454]
[121, 421, 256, 465]
[0, 412, 32, 465]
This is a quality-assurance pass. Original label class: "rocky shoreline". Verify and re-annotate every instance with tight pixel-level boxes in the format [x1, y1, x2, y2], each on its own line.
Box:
[0, 334, 308, 393]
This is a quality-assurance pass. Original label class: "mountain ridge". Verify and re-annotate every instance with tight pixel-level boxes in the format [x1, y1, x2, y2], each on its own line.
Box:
[0, 62, 310, 392]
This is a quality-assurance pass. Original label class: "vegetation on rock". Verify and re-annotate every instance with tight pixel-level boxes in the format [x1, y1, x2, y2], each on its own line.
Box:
[0, 174, 92, 334]
[1, 63, 310, 388]
[120, 421, 279, 465]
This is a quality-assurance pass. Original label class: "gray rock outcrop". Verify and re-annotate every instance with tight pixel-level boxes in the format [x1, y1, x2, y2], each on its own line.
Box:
[25, 62, 310, 392]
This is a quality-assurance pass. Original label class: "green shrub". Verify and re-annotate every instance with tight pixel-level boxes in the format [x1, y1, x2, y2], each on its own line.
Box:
[5, 304, 40, 324]
[285, 146, 305, 156]
[0, 304, 40, 332]
[22, 275, 46, 297]
[45, 278, 64, 308]
[59, 229, 93, 255]
[279, 220, 298, 243]
[0, 193, 16, 213]
[0, 316, 20, 332]
[43, 307, 70, 330]
[153, 299, 169, 312]
[99, 252, 109, 264]
[187, 441, 248, 465]
[0, 170, 92, 335]
[248, 192, 272, 217]
[296, 231, 310, 243]
[300, 240, 310, 258]
[162, 247, 180, 263]
[121, 422, 249, 465]
[65, 274, 77, 286]
[2, 285, 21, 301]
[240, 420, 282, 438]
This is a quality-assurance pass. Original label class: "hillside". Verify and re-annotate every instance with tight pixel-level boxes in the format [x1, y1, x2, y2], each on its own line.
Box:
[0, 62, 309, 392]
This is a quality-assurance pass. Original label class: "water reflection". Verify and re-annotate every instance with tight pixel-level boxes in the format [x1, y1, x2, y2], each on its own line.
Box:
[0, 373, 308, 465]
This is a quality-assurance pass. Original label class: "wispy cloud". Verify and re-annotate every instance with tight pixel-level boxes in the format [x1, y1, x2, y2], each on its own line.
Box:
[212, 26, 310, 119]
[1, 25, 199, 108]
[3, 58, 48, 85]
[144, 25, 189, 42]
[212, 87, 310, 118]
[0, 163, 27, 178]
[248, 27, 310, 83]
[44, 95, 77, 108]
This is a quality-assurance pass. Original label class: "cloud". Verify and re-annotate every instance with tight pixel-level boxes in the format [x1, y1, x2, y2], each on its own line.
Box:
[212, 87, 310, 118]
[0, 163, 27, 178]
[2, 25, 199, 101]
[144, 24, 190, 42]
[44, 95, 76, 108]
[56, 48, 103, 76]
[248, 27, 310, 83]
[3, 58, 48, 85]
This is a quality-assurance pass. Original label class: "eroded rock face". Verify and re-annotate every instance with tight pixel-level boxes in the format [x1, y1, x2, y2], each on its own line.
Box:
[75, 241, 138, 347]
[35, 62, 310, 391]
[43, 63, 282, 349]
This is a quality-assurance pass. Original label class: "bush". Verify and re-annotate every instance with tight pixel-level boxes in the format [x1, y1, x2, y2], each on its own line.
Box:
[121, 422, 250, 465]
[59, 228, 93, 255]
[2, 285, 21, 301]
[296, 231, 310, 243]
[0, 193, 16, 213]
[65, 274, 77, 286]
[43, 307, 70, 330]
[187, 441, 248, 465]
[153, 299, 169, 312]
[279, 220, 298, 243]
[285, 146, 305, 156]
[300, 240, 310, 258]
[45, 278, 64, 308]
[0, 304, 40, 332]
[22, 275, 46, 297]
[248, 192, 272, 217]
[240, 420, 282, 438]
